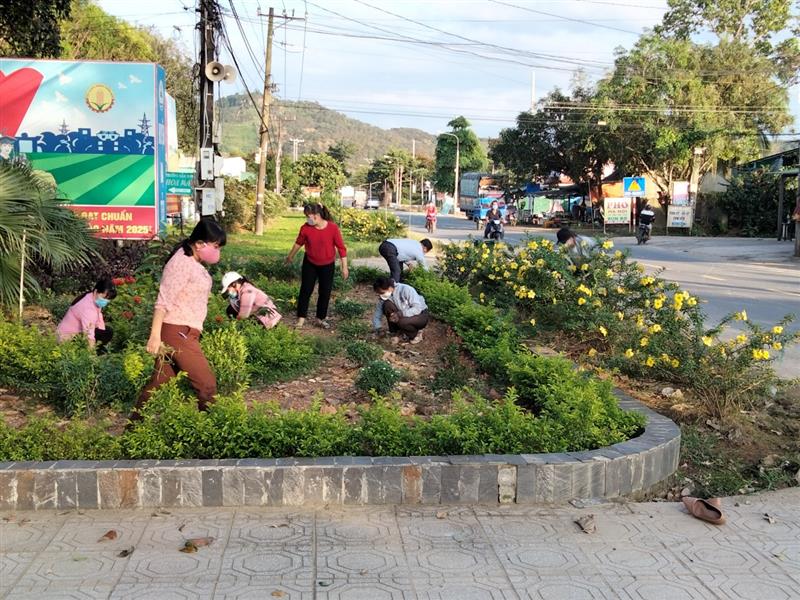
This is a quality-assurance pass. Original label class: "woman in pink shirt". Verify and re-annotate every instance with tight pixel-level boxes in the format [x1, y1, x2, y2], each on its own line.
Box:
[221, 271, 281, 329]
[133, 219, 226, 420]
[56, 277, 117, 351]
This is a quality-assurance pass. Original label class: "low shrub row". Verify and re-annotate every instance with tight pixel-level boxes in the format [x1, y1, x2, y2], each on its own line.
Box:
[337, 208, 407, 242]
[437, 239, 798, 417]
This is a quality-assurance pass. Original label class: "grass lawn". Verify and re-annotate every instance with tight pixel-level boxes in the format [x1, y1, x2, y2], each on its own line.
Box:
[225, 213, 379, 261]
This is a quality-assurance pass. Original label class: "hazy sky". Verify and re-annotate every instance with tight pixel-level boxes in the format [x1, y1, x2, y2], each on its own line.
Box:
[99, 0, 800, 140]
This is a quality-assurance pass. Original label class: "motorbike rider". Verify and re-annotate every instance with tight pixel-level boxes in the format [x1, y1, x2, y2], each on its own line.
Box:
[424, 199, 437, 231]
[639, 202, 656, 237]
[484, 200, 504, 239]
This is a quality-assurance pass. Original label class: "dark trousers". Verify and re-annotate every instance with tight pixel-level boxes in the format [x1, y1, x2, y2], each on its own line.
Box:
[383, 300, 429, 339]
[297, 257, 335, 319]
[133, 323, 217, 419]
[378, 240, 403, 283]
[94, 326, 113, 354]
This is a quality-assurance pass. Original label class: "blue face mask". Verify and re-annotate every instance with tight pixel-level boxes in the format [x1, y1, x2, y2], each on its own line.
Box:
[95, 298, 109, 309]
[228, 291, 238, 299]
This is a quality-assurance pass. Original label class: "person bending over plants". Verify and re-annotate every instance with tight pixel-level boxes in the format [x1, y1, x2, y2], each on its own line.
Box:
[221, 270, 281, 329]
[556, 227, 597, 263]
[132, 219, 227, 420]
[56, 276, 117, 353]
[371, 276, 429, 345]
[285, 203, 348, 329]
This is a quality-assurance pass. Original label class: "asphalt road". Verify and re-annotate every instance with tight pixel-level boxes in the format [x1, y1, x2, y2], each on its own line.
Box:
[395, 210, 800, 379]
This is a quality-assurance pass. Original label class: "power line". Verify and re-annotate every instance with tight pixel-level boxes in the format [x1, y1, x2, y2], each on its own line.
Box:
[297, 0, 308, 100]
[487, 0, 643, 35]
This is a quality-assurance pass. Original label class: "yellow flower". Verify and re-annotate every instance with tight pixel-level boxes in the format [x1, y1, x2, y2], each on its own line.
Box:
[552, 298, 558, 305]
[529, 318, 536, 326]
[640, 276, 655, 286]
[735, 310, 748, 321]
[645, 356, 655, 367]
[616, 286, 625, 294]
[581, 263, 589, 271]
[736, 334, 747, 344]
[588, 348, 597, 357]
[578, 297, 587, 306]
[602, 240, 614, 249]
[624, 348, 635, 358]
[640, 337, 649, 347]
[592, 300, 602, 308]
[541, 239, 553, 249]
[649, 324, 662, 333]
[599, 326, 608, 337]
[605, 269, 614, 278]
[687, 297, 697, 307]
[773, 342, 782, 350]
[503, 271, 511, 278]
[509, 261, 518, 270]
[653, 298, 664, 310]
[660, 353, 669, 362]
[551, 271, 561, 279]
[702, 336, 713, 347]
[455, 253, 464, 260]
[527, 241, 539, 251]
[671, 359, 680, 368]
[752, 348, 770, 361]
[569, 265, 577, 273]
[527, 290, 536, 299]
[772, 326, 783, 335]
[614, 250, 623, 259]
[459, 266, 465, 272]
[616, 312, 624, 321]
[535, 259, 545, 268]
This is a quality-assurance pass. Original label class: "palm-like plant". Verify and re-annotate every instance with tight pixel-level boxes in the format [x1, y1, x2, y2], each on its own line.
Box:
[0, 161, 97, 309]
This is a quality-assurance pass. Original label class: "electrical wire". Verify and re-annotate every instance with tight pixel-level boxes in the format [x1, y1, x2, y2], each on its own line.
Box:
[297, 0, 308, 100]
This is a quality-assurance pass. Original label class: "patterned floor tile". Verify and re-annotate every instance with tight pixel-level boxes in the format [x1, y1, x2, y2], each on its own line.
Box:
[694, 573, 799, 600]
[116, 549, 225, 586]
[603, 575, 717, 600]
[47, 518, 147, 553]
[520, 576, 619, 600]
[414, 578, 520, 600]
[494, 542, 600, 579]
[580, 542, 691, 578]
[0, 551, 36, 592]
[134, 511, 234, 554]
[108, 583, 216, 599]
[0, 520, 65, 553]
[10, 550, 127, 591]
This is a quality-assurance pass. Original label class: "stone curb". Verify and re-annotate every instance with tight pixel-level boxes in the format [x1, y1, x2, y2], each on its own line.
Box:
[0, 391, 679, 509]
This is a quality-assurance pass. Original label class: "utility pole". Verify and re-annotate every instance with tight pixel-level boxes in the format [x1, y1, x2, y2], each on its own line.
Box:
[254, 7, 275, 236]
[289, 138, 304, 161]
[274, 118, 283, 194]
[197, 0, 220, 217]
[795, 143, 800, 257]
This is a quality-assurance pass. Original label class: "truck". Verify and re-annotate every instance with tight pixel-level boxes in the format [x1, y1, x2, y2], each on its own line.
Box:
[459, 172, 506, 222]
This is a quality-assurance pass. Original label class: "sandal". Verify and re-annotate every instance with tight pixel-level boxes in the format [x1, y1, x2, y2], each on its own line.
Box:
[682, 497, 725, 525]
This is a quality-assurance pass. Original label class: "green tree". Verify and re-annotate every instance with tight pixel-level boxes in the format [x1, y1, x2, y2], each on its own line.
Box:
[434, 117, 488, 194]
[326, 140, 357, 176]
[367, 149, 414, 205]
[490, 88, 614, 198]
[293, 153, 346, 194]
[0, 162, 96, 307]
[0, 0, 71, 57]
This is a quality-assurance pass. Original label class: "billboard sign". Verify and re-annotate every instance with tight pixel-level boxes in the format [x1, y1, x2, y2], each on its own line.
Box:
[671, 181, 690, 206]
[0, 58, 167, 239]
[623, 176, 646, 197]
[604, 197, 632, 225]
[667, 205, 694, 228]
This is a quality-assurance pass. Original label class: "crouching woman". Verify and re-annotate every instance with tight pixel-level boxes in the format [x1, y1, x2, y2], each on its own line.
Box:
[371, 276, 429, 344]
[56, 277, 116, 352]
[221, 271, 281, 329]
[132, 219, 226, 420]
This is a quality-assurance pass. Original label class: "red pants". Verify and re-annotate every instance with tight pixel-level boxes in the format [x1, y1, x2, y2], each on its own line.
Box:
[134, 323, 217, 417]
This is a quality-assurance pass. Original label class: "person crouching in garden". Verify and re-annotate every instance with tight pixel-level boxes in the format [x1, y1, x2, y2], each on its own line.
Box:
[132, 219, 227, 420]
[372, 276, 429, 345]
[56, 276, 116, 353]
[377, 237, 432, 283]
[221, 271, 281, 329]
[285, 203, 349, 329]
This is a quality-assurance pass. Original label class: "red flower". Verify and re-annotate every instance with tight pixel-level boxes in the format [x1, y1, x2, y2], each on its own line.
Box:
[215, 315, 224, 323]
[112, 278, 125, 286]
[122, 310, 135, 320]
[133, 296, 142, 304]
[125, 276, 136, 284]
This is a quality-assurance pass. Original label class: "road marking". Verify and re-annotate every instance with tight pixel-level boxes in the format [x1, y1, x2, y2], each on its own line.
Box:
[701, 274, 726, 282]
[640, 262, 663, 270]
[766, 287, 800, 298]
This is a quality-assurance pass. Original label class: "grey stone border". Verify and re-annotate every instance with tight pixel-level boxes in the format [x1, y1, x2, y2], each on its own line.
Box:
[0, 391, 679, 509]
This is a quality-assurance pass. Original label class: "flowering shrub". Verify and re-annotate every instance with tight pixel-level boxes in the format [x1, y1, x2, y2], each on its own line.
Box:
[338, 208, 406, 242]
[438, 238, 797, 416]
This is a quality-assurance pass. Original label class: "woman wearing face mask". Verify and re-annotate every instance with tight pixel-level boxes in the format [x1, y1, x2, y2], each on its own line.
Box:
[284, 203, 348, 329]
[221, 271, 281, 329]
[371, 276, 429, 345]
[133, 219, 227, 419]
[56, 277, 117, 351]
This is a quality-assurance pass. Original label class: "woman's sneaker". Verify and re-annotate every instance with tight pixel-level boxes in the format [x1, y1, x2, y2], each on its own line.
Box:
[409, 332, 423, 345]
[317, 319, 331, 330]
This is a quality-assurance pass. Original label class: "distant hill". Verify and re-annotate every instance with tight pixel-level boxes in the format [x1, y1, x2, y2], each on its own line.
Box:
[218, 95, 437, 166]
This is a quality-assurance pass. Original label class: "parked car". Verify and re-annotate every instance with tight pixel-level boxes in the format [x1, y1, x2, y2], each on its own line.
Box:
[365, 197, 380, 210]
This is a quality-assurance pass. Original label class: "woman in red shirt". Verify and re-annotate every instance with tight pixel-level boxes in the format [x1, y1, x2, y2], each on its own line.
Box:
[285, 203, 348, 328]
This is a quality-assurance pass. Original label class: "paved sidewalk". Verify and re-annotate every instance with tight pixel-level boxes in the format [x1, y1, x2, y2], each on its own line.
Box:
[1, 488, 798, 599]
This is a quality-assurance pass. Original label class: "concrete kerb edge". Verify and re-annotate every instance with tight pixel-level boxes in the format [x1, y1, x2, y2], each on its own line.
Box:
[0, 391, 680, 510]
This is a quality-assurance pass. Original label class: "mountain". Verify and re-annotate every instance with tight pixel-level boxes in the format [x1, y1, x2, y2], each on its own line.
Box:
[218, 95, 436, 166]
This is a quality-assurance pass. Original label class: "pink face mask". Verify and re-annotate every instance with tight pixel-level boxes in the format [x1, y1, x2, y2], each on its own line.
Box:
[196, 243, 221, 264]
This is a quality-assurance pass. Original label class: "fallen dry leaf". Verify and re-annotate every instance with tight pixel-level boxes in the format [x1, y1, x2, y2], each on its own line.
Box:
[179, 541, 198, 553]
[764, 513, 776, 524]
[98, 530, 118, 542]
[271, 591, 286, 598]
[118, 547, 134, 558]
[177, 523, 186, 532]
[186, 536, 214, 548]
[575, 514, 597, 534]
[435, 511, 448, 519]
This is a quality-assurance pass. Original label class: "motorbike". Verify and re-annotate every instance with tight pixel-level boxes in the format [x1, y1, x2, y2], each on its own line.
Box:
[485, 218, 505, 241]
[425, 215, 436, 234]
[636, 222, 651, 245]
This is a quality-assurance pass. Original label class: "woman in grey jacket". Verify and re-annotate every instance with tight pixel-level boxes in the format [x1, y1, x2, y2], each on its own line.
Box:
[371, 277, 429, 344]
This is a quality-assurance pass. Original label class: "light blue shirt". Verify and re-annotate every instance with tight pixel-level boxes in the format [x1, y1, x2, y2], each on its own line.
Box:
[388, 239, 428, 269]
[373, 283, 428, 330]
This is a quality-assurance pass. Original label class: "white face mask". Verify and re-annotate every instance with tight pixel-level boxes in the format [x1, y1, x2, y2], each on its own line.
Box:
[306, 216, 316, 226]
[379, 292, 392, 300]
